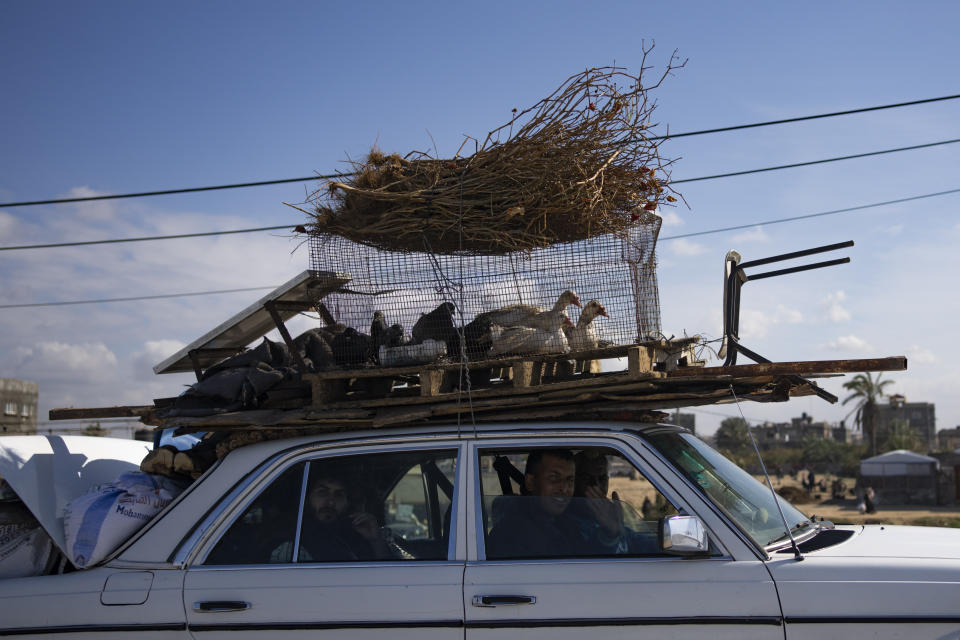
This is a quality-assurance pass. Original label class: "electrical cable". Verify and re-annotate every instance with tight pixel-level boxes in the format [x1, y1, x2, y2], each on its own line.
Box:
[0, 286, 276, 309]
[648, 93, 960, 140]
[670, 138, 960, 184]
[3, 138, 959, 252]
[2, 93, 957, 208]
[0, 225, 299, 251]
[5, 185, 958, 309]
[0, 175, 340, 208]
[660, 187, 960, 242]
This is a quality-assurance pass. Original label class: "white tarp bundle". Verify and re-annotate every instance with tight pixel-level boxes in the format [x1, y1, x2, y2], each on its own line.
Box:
[0, 435, 151, 574]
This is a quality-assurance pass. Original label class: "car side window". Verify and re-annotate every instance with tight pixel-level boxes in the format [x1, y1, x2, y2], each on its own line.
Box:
[480, 446, 678, 560]
[204, 450, 457, 566]
[205, 462, 306, 565]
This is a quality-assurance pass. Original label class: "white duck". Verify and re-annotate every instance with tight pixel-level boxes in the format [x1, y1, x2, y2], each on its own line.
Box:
[565, 299, 608, 351]
[487, 314, 574, 357]
[475, 289, 581, 331]
[565, 299, 608, 374]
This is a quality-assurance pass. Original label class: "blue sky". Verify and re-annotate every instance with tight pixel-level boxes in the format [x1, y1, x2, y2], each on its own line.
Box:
[2, 1, 958, 436]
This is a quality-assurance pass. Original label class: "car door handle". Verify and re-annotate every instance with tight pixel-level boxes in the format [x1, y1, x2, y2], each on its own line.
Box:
[472, 595, 536, 607]
[193, 601, 251, 613]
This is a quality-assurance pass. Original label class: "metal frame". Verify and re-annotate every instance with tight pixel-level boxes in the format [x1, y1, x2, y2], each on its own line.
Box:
[719, 240, 854, 404]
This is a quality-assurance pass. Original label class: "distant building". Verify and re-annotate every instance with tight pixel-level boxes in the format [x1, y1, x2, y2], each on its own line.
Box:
[938, 427, 960, 452]
[750, 412, 837, 449]
[875, 394, 936, 451]
[0, 378, 38, 435]
[663, 411, 695, 435]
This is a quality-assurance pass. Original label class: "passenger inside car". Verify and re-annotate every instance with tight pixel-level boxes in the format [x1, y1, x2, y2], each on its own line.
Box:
[272, 469, 394, 563]
[486, 448, 620, 559]
[482, 447, 673, 559]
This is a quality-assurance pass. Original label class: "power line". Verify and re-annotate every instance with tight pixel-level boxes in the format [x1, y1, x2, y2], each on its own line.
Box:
[0, 175, 338, 208]
[659, 187, 960, 242]
[671, 138, 960, 184]
[4, 186, 959, 310]
[0, 286, 276, 309]
[2, 137, 958, 252]
[2, 93, 958, 209]
[0, 224, 299, 251]
[649, 93, 960, 140]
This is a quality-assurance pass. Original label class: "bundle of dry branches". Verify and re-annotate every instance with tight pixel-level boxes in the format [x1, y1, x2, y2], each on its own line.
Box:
[297, 47, 684, 255]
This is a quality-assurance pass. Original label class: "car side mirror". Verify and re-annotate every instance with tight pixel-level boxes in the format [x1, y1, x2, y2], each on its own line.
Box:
[659, 515, 709, 556]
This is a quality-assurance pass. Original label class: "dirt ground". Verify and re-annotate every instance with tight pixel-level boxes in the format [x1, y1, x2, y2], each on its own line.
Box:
[608, 472, 960, 528]
[764, 473, 960, 527]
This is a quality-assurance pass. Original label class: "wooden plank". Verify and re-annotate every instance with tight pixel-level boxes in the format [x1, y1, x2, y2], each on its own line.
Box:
[511, 362, 536, 388]
[627, 345, 654, 377]
[419, 370, 444, 397]
[49, 405, 154, 420]
[305, 375, 348, 409]
[666, 356, 907, 378]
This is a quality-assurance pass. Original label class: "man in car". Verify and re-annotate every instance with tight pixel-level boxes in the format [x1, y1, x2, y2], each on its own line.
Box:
[571, 449, 629, 553]
[272, 471, 394, 562]
[486, 449, 610, 559]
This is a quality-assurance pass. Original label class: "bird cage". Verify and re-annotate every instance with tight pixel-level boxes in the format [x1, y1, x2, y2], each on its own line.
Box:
[305, 214, 661, 371]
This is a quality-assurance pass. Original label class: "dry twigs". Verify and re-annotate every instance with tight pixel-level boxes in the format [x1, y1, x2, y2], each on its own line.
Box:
[299, 46, 685, 254]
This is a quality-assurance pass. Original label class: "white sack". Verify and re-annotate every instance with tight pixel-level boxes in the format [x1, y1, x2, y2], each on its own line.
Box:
[63, 471, 187, 569]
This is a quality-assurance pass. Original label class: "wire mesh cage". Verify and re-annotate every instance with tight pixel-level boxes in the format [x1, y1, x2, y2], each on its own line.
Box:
[306, 214, 661, 370]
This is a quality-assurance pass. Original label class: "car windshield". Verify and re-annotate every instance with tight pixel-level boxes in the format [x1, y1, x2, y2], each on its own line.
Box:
[643, 430, 811, 548]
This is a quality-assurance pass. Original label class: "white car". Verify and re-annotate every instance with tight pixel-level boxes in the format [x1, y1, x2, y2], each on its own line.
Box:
[2, 422, 960, 639]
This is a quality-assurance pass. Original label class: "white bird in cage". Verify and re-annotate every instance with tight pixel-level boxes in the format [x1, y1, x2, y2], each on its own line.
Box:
[474, 289, 582, 331]
[487, 314, 574, 357]
[565, 299, 609, 374]
[565, 299, 609, 351]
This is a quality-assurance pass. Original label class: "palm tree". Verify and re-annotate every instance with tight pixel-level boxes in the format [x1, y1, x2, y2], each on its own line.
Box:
[842, 373, 894, 456]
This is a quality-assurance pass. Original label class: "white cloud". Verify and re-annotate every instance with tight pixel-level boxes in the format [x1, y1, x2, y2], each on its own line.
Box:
[820, 290, 851, 323]
[657, 210, 685, 227]
[64, 186, 118, 222]
[736, 305, 803, 340]
[731, 226, 769, 244]
[824, 335, 874, 353]
[0, 211, 16, 238]
[907, 345, 938, 365]
[668, 238, 708, 256]
[131, 339, 187, 380]
[880, 224, 903, 236]
[13, 341, 118, 382]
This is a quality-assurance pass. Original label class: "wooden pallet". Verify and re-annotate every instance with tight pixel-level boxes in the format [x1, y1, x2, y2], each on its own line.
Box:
[301, 339, 702, 409]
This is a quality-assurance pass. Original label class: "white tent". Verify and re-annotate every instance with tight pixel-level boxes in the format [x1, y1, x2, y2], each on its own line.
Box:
[861, 449, 939, 477]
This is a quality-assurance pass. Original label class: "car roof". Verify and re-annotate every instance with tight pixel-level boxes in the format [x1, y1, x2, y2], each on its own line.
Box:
[212, 420, 688, 459]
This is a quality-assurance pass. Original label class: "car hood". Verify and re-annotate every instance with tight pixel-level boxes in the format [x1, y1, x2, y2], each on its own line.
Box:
[0, 435, 151, 553]
[810, 524, 960, 560]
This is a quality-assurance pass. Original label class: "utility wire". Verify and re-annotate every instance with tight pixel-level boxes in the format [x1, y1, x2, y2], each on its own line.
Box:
[2, 138, 958, 252]
[5, 186, 959, 310]
[670, 138, 960, 184]
[0, 286, 276, 309]
[2, 93, 957, 209]
[660, 187, 960, 242]
[0, 224, 299, 251]
[0, 175, 339, 208]
[648, 93, 960, 140]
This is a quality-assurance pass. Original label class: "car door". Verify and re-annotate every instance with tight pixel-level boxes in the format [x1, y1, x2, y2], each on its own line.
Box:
[463, 436, 783, 640]
[181, 442, 467, 639]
